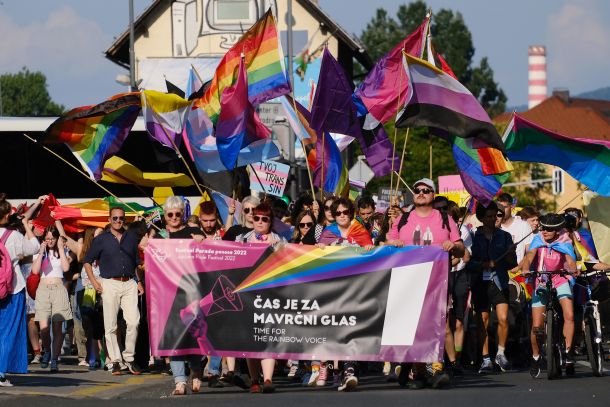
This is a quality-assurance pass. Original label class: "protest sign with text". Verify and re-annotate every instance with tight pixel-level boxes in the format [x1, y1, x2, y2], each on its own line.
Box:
[249, 160, 289, 196]
[146, 240, 449, 362]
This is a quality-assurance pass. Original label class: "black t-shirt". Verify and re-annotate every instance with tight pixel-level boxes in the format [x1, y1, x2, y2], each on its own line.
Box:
[155, 226, 203, 240]
[222, 225, 252, 242]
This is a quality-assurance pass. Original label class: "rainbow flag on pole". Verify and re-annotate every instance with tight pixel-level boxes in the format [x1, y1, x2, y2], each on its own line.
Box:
[503, 114, 610, 196]
[45, 92, 141, 180]
[194, 9, 290, 124]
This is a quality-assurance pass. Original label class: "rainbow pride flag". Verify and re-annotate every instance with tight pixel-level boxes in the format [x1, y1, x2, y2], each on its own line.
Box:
[234, 244, 425, 293]
[45, 92, 141, 180]
[194, 9, 290, 124]
[503, 114, 610, 196]
[449, 135, 511, 206]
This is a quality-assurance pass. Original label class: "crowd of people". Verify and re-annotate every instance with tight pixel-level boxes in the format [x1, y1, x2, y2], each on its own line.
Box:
[0, 178, 609, 393]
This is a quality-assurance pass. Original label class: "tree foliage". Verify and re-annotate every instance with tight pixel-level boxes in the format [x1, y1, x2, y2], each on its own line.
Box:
[359, 1, 509, 199]
[0, 67, 64, 116]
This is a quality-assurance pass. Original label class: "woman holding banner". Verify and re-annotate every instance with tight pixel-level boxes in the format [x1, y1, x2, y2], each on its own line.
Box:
[235, 202, 286, 393]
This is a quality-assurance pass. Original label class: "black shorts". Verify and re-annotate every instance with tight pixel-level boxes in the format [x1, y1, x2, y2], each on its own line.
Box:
[472, 280, 509, 313]
[451, 271, 470, 320]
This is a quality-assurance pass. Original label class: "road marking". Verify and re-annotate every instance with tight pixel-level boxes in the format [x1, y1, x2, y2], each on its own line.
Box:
[68, 375, 165, 398]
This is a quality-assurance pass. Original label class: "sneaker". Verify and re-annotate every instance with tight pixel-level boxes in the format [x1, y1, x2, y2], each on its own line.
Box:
[262, 379, 275, 393]
[427, 371, 450, 389]
[565, 353, 575, 376]
[287, 363, 299, 377]
[250, 381, 262, 393]
[50, 359, 59, 373]
[222, 371, 249, 390]
[450, 361, 464, 377]
[478, 358, 493, 374]
[495, 353, 510, 372]
[332, 370, 342, 388]
[308, 366, 320, 386]
[30, 354, 42, 364]
[337, 368, 358, 392]
[407, 379, 425, 390]
[120, 362, 129, 372]
[529, 357, 541, 379]
[0, 376, 13, 387]
[208, 374, 224, 388]
[316, 363, 328, 386]
[78, 359, 89, 367]
[111, 362, 122, 376]
[89, 360, 101, 371]
[40, 352, 51, 369]
[126, 361, 142, 375]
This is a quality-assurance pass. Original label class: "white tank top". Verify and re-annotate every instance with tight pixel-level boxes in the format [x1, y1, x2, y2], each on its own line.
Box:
[34, 250, 67, 280]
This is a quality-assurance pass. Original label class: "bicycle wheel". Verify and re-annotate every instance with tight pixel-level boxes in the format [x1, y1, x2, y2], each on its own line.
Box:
[584, 315, 603, 377]
[545, 310, 560, 379]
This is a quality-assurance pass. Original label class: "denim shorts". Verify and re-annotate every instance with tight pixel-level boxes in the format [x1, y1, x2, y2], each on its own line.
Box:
[532, 282, 573, 308]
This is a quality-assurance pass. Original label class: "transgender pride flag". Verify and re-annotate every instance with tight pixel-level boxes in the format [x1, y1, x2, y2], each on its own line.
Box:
[216, 57, 272, 170]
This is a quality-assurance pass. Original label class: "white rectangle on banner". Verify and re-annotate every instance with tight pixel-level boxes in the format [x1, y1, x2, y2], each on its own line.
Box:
[381, 262, 433, 346]
[249, 160, 290, 197]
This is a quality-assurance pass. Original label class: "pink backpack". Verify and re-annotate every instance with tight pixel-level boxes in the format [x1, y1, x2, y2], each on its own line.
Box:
[0, 229, 14, 300]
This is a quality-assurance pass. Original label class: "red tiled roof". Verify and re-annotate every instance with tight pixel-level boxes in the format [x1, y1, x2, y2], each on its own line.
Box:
[494, 96, 610, 141]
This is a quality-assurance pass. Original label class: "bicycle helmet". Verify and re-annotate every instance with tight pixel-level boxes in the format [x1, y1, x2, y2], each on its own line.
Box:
[538, 213, 565, 231]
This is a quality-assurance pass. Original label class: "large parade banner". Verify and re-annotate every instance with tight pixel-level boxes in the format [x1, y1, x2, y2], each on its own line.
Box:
[146, 240, 449, 363]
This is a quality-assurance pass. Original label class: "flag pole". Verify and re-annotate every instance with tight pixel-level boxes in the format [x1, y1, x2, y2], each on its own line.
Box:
[393, 171, 415, 195]
[149, 108, 205, 197]
[394, 127, 410, 195]
[320, 131, 325, 198]
[21, 132, 162, 232]
[190, 64, 205, 87]
[389, 47, 406, 206]
[288, 96, 316, 199]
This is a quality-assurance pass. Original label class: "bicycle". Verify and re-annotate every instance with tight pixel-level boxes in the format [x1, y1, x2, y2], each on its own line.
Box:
[529, 270, 573, 380]
[576, 269, 608, 377]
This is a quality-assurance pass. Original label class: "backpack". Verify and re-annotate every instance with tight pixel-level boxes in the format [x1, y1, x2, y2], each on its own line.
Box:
[0, 229, 14, 300]
[396, 206, 452, 234]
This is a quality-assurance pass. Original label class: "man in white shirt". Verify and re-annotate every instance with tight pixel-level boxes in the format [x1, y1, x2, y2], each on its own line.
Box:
[496, 193, 533, 268]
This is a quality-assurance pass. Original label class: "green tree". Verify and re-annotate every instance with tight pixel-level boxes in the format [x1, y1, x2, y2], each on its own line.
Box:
[358, 2, 508, 199]
[0, 67, 64, 116]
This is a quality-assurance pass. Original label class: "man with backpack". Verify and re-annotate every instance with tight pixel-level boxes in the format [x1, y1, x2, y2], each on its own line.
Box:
[386, 179, 465, 389]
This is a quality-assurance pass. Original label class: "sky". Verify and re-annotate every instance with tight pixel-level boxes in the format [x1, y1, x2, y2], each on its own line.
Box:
[0, 0, 609, 110]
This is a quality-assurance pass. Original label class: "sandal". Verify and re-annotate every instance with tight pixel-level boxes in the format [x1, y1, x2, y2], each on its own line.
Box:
[172, 382, 187, 396]
[191, 378, 201, 393]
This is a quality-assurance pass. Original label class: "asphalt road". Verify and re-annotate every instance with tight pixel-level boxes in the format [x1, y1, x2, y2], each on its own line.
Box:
[1, 359, 609, 407]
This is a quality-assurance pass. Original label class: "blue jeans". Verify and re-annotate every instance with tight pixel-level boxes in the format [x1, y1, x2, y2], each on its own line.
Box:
[206, 356, 222, 376]
[170, 356, 202, 384]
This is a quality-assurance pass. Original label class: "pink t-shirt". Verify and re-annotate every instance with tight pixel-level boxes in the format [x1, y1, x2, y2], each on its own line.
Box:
[536, 246, 570, 288]
[388, 209, 461, 246]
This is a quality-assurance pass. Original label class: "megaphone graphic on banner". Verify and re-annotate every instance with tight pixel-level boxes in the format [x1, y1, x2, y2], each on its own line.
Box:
[180, 275, 243, 352]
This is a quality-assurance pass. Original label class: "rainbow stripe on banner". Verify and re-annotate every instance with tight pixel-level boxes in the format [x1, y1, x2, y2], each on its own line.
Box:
[45, 92, 141, 180]
[234, 244, 423, 293]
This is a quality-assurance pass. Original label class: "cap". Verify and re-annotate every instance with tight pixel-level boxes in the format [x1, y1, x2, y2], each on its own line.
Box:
[412, 178, 436, 193]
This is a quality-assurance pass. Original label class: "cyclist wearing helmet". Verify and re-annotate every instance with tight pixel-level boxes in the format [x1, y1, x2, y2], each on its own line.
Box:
[521, 213, 578, 378]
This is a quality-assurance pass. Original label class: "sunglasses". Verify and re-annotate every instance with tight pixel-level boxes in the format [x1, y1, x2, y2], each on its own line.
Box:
[496, 212, 504, 218]
[334, 209, 351, 217]
[111, 216, 125, 222]
[540, 226, 559, 232]
[324, 205, 332, 211]
[253, 215, 270, 223]
[165, 212, 183, 219]
[299, 222, 314, 228]
[414, 188, 433, 195]
[243, 207, 253, 214]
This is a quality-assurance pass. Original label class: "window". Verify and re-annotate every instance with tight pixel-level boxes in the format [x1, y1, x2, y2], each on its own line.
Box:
[212, 0, 255, 25]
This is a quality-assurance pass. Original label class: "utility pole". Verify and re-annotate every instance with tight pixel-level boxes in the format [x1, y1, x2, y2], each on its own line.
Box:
[287, 0, 297, 200]
[129, 0, 137, 92]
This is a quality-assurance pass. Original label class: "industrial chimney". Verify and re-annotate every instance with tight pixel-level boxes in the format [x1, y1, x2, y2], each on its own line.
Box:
[528, 45, 547, 109]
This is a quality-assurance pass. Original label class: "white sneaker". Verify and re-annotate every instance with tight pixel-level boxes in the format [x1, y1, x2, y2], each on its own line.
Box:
[78, 360, 89, 367]
[0, 376, 13, 387]
[30, 354, 42, 364]
[308, 368, 320, 386]
[287, 364, 299, 377]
